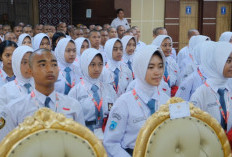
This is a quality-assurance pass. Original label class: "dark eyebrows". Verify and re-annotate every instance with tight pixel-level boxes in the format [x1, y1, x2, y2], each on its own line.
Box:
[51, 59, 57, 62]
[37, 60, 46, 63]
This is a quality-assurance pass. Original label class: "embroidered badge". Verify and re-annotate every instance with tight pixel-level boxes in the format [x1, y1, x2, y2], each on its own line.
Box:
[112, 113, 121, 120]
[108, 103, 113, 111]
[0, 117, 5, 129]
[109, 121, 117, 130]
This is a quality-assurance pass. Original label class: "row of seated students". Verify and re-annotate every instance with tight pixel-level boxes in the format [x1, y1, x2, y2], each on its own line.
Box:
[0, 22, 232, 156]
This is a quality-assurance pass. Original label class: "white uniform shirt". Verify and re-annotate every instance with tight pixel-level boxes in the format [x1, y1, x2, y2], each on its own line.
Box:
[0, 90, 85, 141]
[170, 48, 177, 61]
[55, 64, 82, 94]
[0, 68, 14, 87]
[102, 63, 133, 98]
[68, 79, 117, 122]
[103, 87, 170, 157]
[190, 84, 232, 132]
[166, 56, 179, 87]
[177, 46, 190, 71]
[0, 80, 33, 106]
[176, 67, 206, 101]
[111, 17, 130, 30]
[135, 40, 146, 52]
[126, 79, 171, 97]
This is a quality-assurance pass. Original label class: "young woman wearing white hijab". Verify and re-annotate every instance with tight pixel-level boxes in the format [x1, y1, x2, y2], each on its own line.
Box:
[152, 35, 179, 96]
[176, 41, 215, 101]
[54, 38, 81, 95]
[121, 35, 136, 79]
[103, 45, 170, 157]
[178, 35, 210, 85]
[73, 37, 90, 68]
[102, 38, 133, 98]
[0, 45, 34, 106]
[33, 33, 51, 50]
[17, 33, 32, 47]
[190, 42, 232, 133]
[219, 32, 232, 43]
[68, 48, 117, 140]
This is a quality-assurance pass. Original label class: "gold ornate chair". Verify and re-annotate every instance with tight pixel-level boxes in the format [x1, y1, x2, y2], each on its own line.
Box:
[133, 97, 231, 157]
[0, 108, 107, 157]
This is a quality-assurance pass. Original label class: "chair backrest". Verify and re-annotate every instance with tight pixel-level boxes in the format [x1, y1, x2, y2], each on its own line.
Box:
[133, 97, 231, 157]
[0, 108, 107, 157]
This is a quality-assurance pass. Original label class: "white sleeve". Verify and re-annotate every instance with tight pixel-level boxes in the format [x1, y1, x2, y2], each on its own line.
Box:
[175, 75, 193, 101]
[190, 88, 203, 110]
[0, 106, 17, 142]
[111, 19, 117, 28]
[0, 86, 7, 106]
[103, 99, 131, 157]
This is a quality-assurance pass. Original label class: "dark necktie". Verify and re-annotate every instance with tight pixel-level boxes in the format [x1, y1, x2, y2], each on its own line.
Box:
[127, 60, 132, 71]
[64, 67, 71, 95]
[218, 88, 227, 130]
[91, 84, 103, 126]
[44, 97, 51, 108]
[147, 99, 156, 115]
[24, 83, 31, 94]
[164, 62, 170, 87]
[114, 68, 119, 88]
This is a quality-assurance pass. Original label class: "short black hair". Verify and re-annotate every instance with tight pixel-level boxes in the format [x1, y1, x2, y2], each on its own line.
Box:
[0, 40, 17, 60]
[52, 32, 66, 51]
[116, 8, 124, 14]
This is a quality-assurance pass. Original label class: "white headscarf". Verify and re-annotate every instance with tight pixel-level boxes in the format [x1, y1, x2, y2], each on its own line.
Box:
[219, 32, 232, 42]
[104, 38, 122, 68]
[55, 38, 75, 68]
[189, 35, 210, 53]
[12, 45, 34, 84]
[204, 42, 232, 89]
[151, 35, 173, 47]
[133, 45, 165, 98]
[33, 33, 50, 50]
[197, 41, 216, 78]
[17, 33, 32, 46]
[121, 35, 136, 61]
[80, 48, 103, 85]
[74, 37, 91, 57]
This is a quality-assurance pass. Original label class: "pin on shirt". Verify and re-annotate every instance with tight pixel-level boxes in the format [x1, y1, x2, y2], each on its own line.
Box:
[0, 117, 5, 129]
[109, 120, 117, 130]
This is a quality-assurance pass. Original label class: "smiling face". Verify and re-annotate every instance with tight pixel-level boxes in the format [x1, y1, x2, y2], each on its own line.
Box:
[88, 54, 103, 79]
[145, 53, 164, 86]
[29, 50, 59, 89]
[161, 38, 172, 57]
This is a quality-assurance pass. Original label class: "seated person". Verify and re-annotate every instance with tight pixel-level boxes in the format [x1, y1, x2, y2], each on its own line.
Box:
[0, 48, 85, 142]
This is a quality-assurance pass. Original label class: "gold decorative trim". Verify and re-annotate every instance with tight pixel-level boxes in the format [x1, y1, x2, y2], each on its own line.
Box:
[0, 108, 107, 157]
[133, 97, 231, 157]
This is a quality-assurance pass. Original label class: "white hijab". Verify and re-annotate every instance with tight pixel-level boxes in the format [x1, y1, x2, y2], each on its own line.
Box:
[189, 35, 210, 54]
[121, 35, 136, 61]
[17, 33, 32, 46]
[74, 37, 91, 57]
[133, 45, 166, 99]
[55, 38, 75, 68]
[12, 45, 34, 84]
[219, 32, 232, 42]
[104, 38, 122, 69]
[80, 48, 103, 85]
[33, 33, 50, 50]
[151, 35, 173, 47]
[204, 42, 232, 89]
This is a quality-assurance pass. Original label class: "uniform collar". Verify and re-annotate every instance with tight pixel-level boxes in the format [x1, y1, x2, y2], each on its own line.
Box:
[34, 89, 56, 106]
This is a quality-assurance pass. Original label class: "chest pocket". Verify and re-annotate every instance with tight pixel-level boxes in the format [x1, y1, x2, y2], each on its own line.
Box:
[206, 102, 220, 122]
